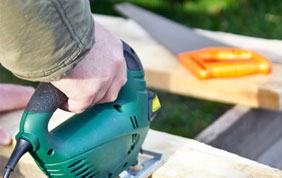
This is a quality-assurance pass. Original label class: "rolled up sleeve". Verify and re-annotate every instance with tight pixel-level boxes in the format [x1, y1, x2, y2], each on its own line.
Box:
[0, 0, 95, 82]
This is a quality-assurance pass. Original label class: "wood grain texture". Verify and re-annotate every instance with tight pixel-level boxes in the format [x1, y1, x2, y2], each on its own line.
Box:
[93, 14, 282, 110]
[1, 109, 282, 178]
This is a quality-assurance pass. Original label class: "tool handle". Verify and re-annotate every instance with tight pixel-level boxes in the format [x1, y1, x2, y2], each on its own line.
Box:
[25, 83, 67, 113]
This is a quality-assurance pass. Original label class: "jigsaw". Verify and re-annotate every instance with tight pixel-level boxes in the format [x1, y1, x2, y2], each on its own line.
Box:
[3, 41, 163, 178]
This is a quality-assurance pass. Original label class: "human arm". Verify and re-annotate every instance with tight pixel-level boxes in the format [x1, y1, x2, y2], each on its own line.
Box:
[0, 0, 95, 81]
[0, 1, 127, 113]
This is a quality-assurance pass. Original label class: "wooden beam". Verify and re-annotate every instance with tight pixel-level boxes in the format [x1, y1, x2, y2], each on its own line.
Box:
[1, 109, 282, 177]
[93, 14, 282, 110]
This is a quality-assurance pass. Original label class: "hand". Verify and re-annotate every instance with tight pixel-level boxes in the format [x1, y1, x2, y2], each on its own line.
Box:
[0, 84, 34, 146]
[51, 22, 127, 113]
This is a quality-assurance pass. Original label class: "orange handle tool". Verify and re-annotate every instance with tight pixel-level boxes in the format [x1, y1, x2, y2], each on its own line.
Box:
[178, 47, 272, 80]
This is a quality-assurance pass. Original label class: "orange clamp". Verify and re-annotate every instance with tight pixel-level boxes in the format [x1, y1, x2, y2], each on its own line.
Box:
[178, 47, 272, 80]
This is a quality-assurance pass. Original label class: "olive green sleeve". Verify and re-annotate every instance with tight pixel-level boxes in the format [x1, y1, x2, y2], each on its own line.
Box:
[0, 0, 95, 82]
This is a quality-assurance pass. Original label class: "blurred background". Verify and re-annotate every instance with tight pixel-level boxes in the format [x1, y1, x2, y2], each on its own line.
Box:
[2, 0, 282, 138]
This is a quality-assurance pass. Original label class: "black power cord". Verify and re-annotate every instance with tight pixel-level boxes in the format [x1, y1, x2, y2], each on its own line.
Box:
[3, 168, 11, 178]
[3, 139, 33, 178]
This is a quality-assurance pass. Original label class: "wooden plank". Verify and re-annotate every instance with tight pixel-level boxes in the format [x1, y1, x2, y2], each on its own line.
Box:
[196, 105, 282, 170]
[148, 131, 282, 178]
[196, 105, 251, 144]
[1, 110, 282, 177]
[93, 14, 282, 110]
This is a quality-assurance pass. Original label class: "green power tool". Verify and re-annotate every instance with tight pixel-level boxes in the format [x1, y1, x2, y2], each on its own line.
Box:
[3, 41, 162, 178]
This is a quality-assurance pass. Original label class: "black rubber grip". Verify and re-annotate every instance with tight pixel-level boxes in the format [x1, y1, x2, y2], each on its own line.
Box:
[25, 83, 67, 113]
[122, 41, 143, 71]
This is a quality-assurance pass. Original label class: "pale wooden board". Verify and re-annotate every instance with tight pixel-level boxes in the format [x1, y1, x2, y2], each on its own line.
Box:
[1, 110, 282, 178]
[93, 14, 282, 111]
[147, 131, 282, 178]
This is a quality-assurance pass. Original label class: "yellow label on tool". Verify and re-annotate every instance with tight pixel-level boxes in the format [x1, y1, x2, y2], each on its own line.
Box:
[152, 96, 161, 112]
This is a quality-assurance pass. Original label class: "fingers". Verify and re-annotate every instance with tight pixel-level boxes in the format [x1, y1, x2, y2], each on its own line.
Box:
[97, 78, 124, 104]
[0, 127, 11, 146]
[98, 62, 127, 104]
[63, 70, 126, 113]
[62, 78, 111, 113]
